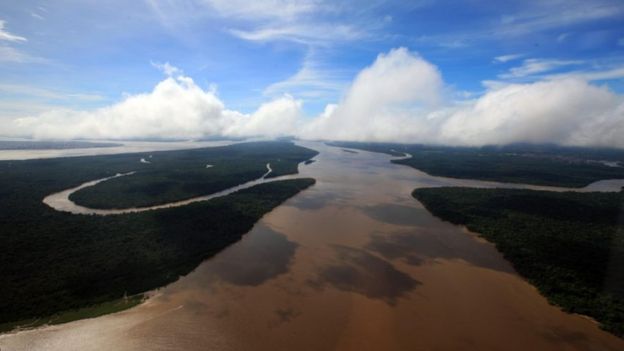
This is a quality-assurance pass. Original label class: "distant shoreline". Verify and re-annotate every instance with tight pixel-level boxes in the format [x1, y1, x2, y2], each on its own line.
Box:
[0, 140, 122, 150]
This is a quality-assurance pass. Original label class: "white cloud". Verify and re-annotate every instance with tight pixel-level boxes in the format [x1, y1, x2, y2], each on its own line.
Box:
[412, 35, 470, 49]
[0, 100, 60, 119]
[229, 23, 365, 44]
[0, 20, 26, 42]
[263, 51, 348, 100]
[145, 0, 397, 49]
[5, 49, 624, 149]
[496, 1, 623, 37]
[31, 12, 45, 20]
[146, 0, 358, 46]
[227, 95, 302, 138]
[499, 58, 584, 79]
[300, 47, 445, 141]
[150, 61, 182, 77]
[557, 32, 571, 43]
[202, 0, 322, 21]
[0, 84, 104, 101]
[0, 20, 45, 64]
[4, 71, 301, 140]
[411, 1, 623, 50]
[493, 54, 524, 63]
[301, 48, 624, 148]
[438, 79, 624, 147]
[546, 66, 624, 81]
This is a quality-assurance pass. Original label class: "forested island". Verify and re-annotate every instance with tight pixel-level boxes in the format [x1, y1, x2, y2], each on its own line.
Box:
[331, 142, 624, 187]
[69, 141, 317, 209]
[0, 141, 316, 332]
[413, 187, 624, 335]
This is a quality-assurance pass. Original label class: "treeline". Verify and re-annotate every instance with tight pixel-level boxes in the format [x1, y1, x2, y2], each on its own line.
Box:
[331, 141, 624, 188]
[0, 141, 316, 331]
[413, 187, 624, 336]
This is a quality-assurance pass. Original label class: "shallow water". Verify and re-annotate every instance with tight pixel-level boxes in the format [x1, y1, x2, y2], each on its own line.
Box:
[2, 142, 624, 351]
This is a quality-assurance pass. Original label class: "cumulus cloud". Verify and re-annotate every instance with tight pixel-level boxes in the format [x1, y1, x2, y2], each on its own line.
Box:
[228, 95, 302, 138]
[301, 48, 624, 148]
[151, 61, 182, 77]
[4, 48, 624, 148]
[438, 79, 624, 147]
[6, 73, 302, 140]
[301, 48, 445, 141]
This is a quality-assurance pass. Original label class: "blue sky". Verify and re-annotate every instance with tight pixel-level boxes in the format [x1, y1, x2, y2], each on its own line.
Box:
[1, 1, 624, 146]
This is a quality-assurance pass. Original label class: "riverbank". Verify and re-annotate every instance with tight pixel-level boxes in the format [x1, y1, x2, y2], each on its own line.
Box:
[413, 187, 624, 336]
[331, 141, 624, 188]
[0, 295, 144, 334]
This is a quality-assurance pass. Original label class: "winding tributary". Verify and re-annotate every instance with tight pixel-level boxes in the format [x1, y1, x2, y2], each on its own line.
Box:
[43, 164, 280, 215]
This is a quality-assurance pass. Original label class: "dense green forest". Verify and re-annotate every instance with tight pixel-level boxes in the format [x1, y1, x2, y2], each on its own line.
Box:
[413, 187, 624, 335]
[69, 142, 317, 208]
[0, 141, 316, 331]
[332, 142, 624, 187]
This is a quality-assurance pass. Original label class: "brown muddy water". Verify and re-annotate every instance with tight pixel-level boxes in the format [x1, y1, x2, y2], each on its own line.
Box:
[1, 142, 624, 350]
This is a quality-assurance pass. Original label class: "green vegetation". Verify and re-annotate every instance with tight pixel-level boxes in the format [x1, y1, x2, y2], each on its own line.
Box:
[331, 142, 624, 187]
[69, 141, 317, 209]
[0, 141, 316, 331]
[413, 187, 624, 335]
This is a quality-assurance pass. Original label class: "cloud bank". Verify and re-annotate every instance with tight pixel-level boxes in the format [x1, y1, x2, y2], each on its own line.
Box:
[300, 48, 445, 141]
[7, 74, 301, 140]
[439, 79, 624, 147]
[3, 48, 624, 148]
[301, 48, 624, 148]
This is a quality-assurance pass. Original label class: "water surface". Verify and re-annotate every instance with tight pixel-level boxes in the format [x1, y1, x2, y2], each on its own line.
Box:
[0, 139, 237, 160]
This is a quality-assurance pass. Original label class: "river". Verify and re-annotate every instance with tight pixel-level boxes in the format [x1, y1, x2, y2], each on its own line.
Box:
[0, 139, 238, 161]
[1, 141, 623, 350]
